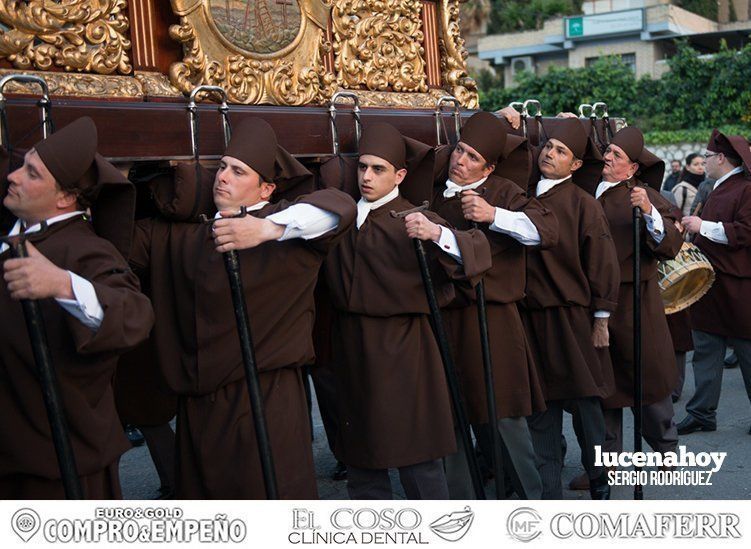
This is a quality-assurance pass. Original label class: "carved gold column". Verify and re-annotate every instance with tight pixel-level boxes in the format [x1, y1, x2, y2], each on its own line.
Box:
[436, 0, 478, 108]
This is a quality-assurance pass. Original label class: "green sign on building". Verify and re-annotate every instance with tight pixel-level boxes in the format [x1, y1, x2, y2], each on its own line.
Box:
[568, 17, 584, 38]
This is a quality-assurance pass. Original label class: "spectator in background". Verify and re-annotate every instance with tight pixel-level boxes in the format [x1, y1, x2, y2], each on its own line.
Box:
[690, 177, 716, 217]
[662, 159, 683, 192]
[672, 153, 705, 216]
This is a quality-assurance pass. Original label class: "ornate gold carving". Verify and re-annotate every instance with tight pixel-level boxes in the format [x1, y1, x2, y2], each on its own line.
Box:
[0, 0, 132, 75]
[330, 0, 427, 93]
[436, 0, 478, 109]
[134, 71, 182, 98]
[169, 1, 336, 105]
[344, 88, 447, 108]
[0, 69, 141, 97]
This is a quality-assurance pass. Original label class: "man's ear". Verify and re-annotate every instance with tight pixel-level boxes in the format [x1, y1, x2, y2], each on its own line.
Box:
[482, 163, 496, 178]
[394, 168, 408, 186]
[56, 189, 78, 210]
[570, 158, 583, 173]
[260, 181, 277, 200]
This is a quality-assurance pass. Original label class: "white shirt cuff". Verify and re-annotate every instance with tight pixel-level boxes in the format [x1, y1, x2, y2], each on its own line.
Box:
[489, 208, 541, 246]
[642, 205, 665, 244]
[594, 310, 611, 319]
[55, 271, 104, 330]
[433, 226, 463, 264]
[266, 204, 340, 241]
[699, 220, 729, 245]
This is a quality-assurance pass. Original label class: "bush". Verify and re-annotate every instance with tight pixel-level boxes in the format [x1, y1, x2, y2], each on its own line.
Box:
[479, 41, 751, 139]
[487, 0, 583, 34]
[644, 126, 751, 145]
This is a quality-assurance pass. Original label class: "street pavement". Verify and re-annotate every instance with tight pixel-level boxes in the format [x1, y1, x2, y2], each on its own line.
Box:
[121, 352, 751, 500]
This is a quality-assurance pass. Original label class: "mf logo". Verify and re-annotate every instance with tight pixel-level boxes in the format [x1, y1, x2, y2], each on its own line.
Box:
[507, 507, 542, 542]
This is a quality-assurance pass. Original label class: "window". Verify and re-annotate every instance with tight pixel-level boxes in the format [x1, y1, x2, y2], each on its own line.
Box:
[586, 52, 637, 73]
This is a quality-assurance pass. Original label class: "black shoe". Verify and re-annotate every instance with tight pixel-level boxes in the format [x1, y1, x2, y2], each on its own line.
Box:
[676, 416, 716, 435]
[125, 425, 145, 446]
[332, 461, 347, 481]
[725, 349, 739, 368]
[589, 472, 611, 500]
[748, 424, 751, 435]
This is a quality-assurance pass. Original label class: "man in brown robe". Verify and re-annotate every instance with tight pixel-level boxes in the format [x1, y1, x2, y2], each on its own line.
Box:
[520, 119, 620, 499]
[678, 130, 751, 434]
[324, 122, 491, 499]
[0, 117, 154, 498]
[593, 127, 683, 457]
[431, 112, 558, 500]
[130, 118, 356, 499]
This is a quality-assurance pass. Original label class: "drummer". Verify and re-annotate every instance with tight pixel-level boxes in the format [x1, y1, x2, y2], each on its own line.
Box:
[677, 130, 751, 435]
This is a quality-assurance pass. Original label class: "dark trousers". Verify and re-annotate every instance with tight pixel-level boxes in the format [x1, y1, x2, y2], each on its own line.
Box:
[671, 351, 687, 401]
[347, 459, 449, 500]
[604, 394, 678, 454]
[445, 418, 542, 499]
[528, 397, 605, 499]
[686, 331, 751, 426]
[309, 364, 340, 456]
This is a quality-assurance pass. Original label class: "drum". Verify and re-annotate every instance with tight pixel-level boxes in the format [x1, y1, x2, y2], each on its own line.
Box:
[657, 242, 715, 315]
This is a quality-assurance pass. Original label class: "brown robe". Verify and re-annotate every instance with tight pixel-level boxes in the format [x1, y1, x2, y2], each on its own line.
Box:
[114, 336, 177, 427]
[430, 174, 558, 422]
[522, 178, 620, 401]
[667, 309, 693, 352]
[598, 180, 683, 408]
[0, 215, 154, 499]
[325, 194, 491, 469]
[691, 172, 751, 339]
[130, 189, 356, 499]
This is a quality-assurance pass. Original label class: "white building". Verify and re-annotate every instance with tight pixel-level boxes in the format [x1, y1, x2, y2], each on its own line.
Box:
[475, 0, 751, 86]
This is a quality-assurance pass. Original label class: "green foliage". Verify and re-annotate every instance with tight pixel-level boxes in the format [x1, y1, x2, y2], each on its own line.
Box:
[478, 41, 751, 142]
[644, 126, 751, 145]
[488, 0, 583, 34]
[473, 68, 505, 91]
[674, 1, 719, 21]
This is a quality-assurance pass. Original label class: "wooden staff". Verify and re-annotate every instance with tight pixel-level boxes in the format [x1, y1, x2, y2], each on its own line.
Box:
[391, 202, 486, 499]
[462, 187, 506, 500]
[200, 209, 279, 499]
[1, 229, 82, 499]
[633, 205, 644, 500]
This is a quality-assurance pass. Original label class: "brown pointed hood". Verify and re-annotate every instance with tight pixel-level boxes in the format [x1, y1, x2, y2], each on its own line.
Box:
[540, 118, 604, 195]
[34, 117, 136, 258]
[610, 126, 664, 190]
[707, 128, 751, 174]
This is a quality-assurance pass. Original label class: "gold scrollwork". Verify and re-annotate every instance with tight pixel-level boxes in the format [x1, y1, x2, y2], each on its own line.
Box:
[0, 68, 142, 98]
[341, 88, 451, 109]
[134, 71, 182, 98]
[436, 0, 478, 109]
[331, 0, 428, 93]
[169, 0, 336, 105]
[0, 0, 132, 75]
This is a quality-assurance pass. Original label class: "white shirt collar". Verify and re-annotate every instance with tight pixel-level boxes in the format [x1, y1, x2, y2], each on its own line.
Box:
[1, 210, 85, 254]
[536, 176, 570, 197]
[213, 201, 270, 219]
[443, 177, 488, 198]
[356, 186, 400, 229]
[713, 166, 743, 190]
[595, 180, 623, 200]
